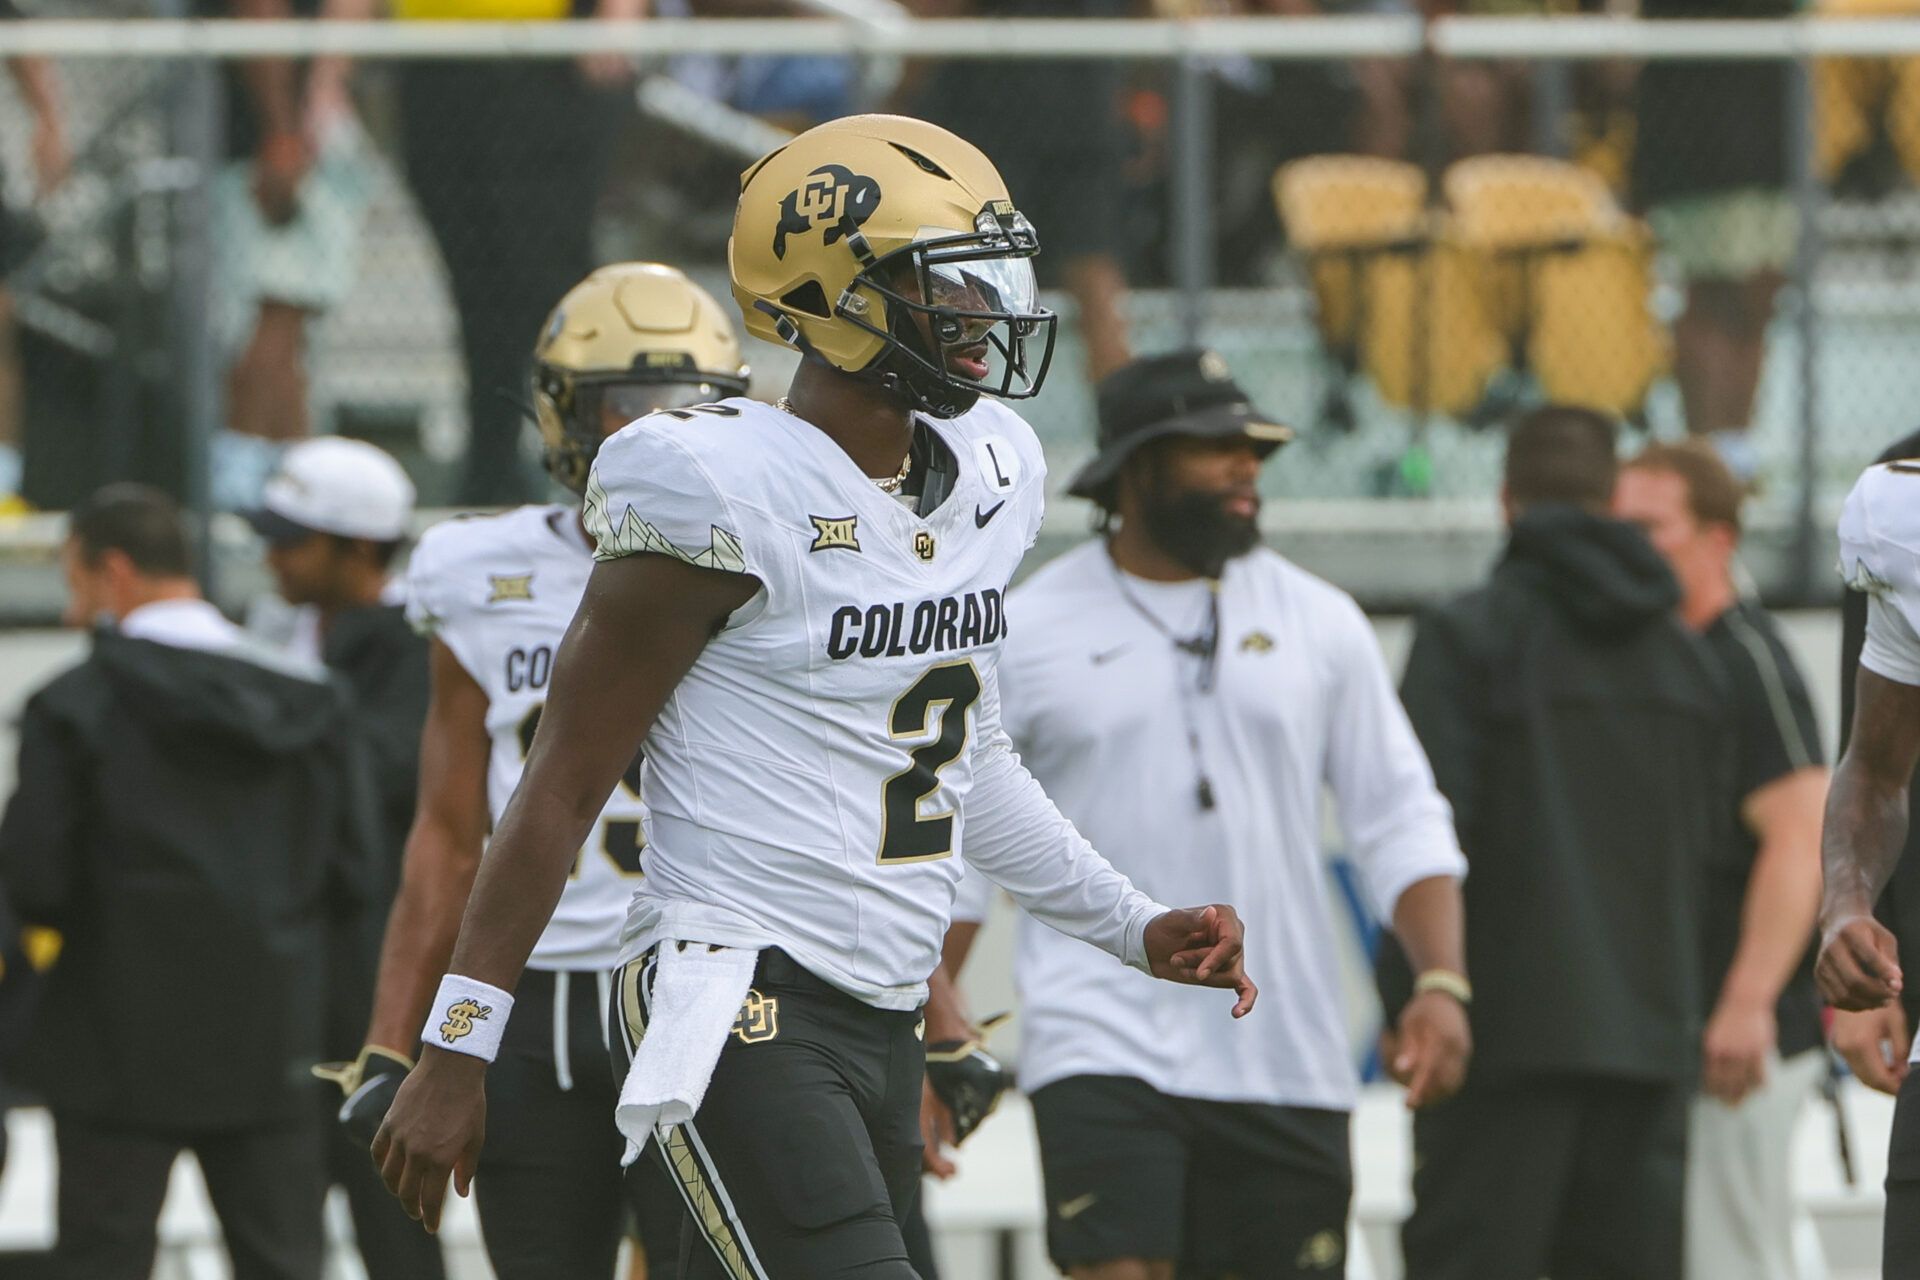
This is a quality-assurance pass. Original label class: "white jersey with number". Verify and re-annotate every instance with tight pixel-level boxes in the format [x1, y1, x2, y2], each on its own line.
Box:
[1840, 460, 1920, 689]
[406, 505, 647, 971]
[583, 396, 1164, 1011]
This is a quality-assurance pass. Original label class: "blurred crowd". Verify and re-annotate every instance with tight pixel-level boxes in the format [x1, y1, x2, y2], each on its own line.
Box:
[8, 0, 1920, 514]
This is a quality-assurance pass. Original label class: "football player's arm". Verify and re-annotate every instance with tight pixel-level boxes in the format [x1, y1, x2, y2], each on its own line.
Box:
[375, 552, 756, 1231]
[361, 637, 492, 1056]
[961, 673, 1255, 1017]
[1818, 658, 1920, 1011]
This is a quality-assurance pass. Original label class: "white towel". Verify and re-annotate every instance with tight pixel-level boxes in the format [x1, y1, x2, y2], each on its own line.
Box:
[615, 940, 759, 1165]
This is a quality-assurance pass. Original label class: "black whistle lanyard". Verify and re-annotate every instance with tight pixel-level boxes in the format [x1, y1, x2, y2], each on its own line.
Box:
[1107, 552, 1221, 812]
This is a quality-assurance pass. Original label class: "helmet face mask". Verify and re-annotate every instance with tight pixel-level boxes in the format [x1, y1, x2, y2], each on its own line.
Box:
[848, 208, 1057, 418]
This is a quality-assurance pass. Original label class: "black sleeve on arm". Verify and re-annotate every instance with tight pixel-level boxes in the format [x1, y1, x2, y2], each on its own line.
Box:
[0, 691, 92, 927]
[357, 624, 432, 840]
[1724, 614, 1825, 803]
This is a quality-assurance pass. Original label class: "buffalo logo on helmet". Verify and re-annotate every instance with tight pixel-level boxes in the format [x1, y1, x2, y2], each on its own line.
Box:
[773, 164, 882, 261]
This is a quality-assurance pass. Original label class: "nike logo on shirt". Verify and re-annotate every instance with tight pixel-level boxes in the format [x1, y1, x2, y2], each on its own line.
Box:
[974, 501, 1007, 528]
[1091, 644, 1130, 665]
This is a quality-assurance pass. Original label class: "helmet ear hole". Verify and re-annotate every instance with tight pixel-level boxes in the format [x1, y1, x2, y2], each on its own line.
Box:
[780, 282, 831, 318]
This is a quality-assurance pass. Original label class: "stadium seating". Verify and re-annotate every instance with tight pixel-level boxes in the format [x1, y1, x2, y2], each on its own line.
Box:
[1276, 153, 1667, 430]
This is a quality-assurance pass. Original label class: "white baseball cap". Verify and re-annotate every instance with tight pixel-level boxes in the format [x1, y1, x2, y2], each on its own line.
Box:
[249, 437, 417, 544]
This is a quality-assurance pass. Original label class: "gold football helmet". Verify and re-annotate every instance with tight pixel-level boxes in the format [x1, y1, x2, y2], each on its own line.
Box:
[729, 114, 1056, 418]
[532, 262, 750, 493]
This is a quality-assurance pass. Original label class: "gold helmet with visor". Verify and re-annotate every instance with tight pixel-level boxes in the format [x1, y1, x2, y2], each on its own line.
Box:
[729, 114, 1056, 418]
[532, 262, 750, 493]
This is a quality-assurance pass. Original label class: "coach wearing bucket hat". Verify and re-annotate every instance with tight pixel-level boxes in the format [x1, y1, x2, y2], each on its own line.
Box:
[252, 438, 450, 1280]
[932, 349, 1469, 1277]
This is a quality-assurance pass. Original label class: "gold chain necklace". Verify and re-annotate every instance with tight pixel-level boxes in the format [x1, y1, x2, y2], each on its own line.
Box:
[775, 397, 912, 494]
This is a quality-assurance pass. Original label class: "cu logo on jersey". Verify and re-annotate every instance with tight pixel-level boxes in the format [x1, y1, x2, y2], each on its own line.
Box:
[773, 165, 882, 260]
[914, 531, 937, 562]
[731, 989, 779, 1044]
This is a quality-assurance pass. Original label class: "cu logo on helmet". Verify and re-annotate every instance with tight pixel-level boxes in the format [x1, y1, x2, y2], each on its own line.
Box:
[773, 164, 882, 260]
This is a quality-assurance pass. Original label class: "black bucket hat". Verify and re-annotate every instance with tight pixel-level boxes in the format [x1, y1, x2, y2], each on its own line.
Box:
[1066, 349, 1292, 504]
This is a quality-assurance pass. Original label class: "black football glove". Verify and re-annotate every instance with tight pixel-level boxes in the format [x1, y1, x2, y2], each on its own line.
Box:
[925, 1018, 1011, 1147]
[313, 1046, 414, 1147]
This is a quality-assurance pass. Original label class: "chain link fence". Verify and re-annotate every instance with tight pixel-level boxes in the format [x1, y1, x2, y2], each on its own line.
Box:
[4, 10, 1920, 608]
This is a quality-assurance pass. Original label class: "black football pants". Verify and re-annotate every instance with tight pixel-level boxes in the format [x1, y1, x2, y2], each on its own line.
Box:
[612, 946, 927, 1280]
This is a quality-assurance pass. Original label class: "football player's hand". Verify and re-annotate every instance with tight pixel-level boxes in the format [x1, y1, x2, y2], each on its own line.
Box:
[1831, 1003, 1910, 1096]
[919, 1077, 958, 1179]
[1391, 989, 1471, 1108]
[314, 1046, 414, 1146]
[1817, 914, 1904, 1011]
[1701, 997, 1775, 1105]
[1145, 904, 1256, 1017]
[371, 1048, 486, 1233]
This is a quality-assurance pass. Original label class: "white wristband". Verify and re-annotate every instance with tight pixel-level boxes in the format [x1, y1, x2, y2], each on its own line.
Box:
[422, 975, 514, 1062]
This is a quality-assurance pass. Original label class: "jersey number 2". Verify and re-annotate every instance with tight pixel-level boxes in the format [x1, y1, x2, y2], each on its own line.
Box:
[878, 661, 982, 864]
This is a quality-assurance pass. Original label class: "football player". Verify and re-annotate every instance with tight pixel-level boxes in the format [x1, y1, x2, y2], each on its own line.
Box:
[371, 114, 1257, 1277]
[1815, 457, 1920, 1268]
[328, 262, 746, 1276]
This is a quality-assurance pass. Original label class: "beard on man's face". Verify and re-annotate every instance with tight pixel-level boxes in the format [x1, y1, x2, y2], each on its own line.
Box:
[1137, 472, 1261, 579]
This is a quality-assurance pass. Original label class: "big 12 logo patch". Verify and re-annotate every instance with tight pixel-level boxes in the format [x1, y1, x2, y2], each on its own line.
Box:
[774, 165, 882, 260]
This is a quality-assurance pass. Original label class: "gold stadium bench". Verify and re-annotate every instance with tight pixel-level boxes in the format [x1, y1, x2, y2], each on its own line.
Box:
[1277, 153, 1666, 432]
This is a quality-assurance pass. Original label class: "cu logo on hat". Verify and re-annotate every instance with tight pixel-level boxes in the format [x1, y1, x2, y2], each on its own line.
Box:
[1198, 350, 1231, 382]
[774, 165, 882, 260]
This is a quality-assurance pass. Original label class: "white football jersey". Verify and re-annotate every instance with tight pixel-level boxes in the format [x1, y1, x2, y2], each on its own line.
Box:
[406, 505, 646, 970]
[584, 397, 1161, 1010]
[1839, 460, 1920, 688]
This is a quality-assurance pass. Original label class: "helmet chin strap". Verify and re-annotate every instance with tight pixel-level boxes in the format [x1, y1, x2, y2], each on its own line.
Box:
[779, 319, 981, 420]
[869, 350, 980, 420]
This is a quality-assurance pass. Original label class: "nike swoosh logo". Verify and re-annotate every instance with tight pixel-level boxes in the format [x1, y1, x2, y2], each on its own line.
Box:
[1091, 645, 1130, 665]
[1057, 1192, 1099, 1221]
[974, 501, 1007, 528]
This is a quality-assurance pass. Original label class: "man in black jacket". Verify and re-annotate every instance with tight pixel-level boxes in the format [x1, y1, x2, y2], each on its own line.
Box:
[1378, 406, 1735, 1280]
[250, 438, 444, 1280]
[0, 484, 375, 1280]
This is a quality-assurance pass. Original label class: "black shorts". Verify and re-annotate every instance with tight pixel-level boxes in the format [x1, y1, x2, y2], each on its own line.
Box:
[611, 946, 926, 1280]
[479, 965, 681, 1279]
[1401, 1075, 1686, 1280]
[1029, 1074, 1353, 1278]
[1885, 1070, 1920, 1278]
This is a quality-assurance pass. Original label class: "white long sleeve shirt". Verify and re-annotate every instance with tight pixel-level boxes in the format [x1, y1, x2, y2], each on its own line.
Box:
[956, 540, 1464, 1109]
